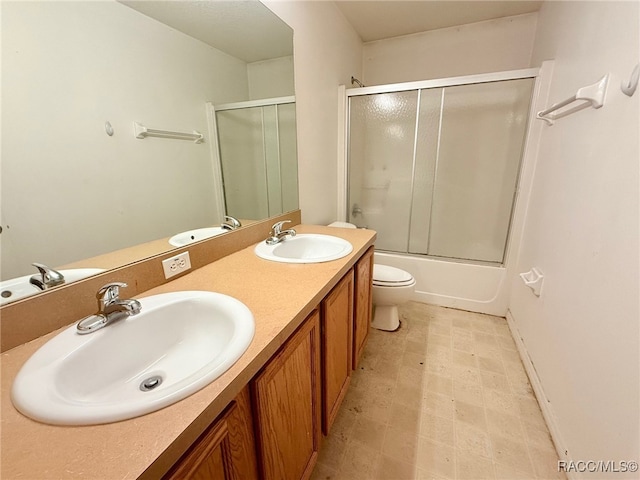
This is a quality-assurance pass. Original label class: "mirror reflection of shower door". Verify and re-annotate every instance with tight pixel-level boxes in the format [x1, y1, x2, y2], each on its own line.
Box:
[216, 107, 269, 219]
[215, 100, 297, 220]
[348, 90, 418, 252]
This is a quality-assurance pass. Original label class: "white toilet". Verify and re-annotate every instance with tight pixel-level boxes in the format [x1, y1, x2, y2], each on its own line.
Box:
[371, 264, 416, 331]
[328, 221, 415, 331]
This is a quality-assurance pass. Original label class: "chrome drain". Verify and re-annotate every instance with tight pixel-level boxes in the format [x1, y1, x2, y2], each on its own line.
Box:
[140, 375, 163, 392]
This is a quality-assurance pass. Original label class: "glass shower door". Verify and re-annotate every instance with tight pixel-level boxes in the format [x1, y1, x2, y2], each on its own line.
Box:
[348, 90, 418, 252]
[421, 79, 533, 263]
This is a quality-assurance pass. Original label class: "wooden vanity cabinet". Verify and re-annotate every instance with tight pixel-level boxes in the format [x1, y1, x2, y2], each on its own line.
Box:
[164, 385, 258, 480]
[353, 246, 374, 369]
[252, 310, 321, 480]
[320, 270, 354, 434]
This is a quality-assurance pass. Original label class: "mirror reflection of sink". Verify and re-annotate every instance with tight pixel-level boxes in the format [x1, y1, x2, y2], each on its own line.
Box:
[254, 234, 353, 264]
[168, 227, 228, 247]
[0, 268, 105, 306]
[11, 290, 255, 425]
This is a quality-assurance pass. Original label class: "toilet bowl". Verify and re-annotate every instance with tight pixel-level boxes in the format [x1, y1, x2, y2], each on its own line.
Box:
[327, 221, 415, 331]
[371, 264, 415, 331]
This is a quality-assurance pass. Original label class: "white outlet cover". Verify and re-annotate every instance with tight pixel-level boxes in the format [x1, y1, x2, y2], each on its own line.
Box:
[162, 252, 192, 279]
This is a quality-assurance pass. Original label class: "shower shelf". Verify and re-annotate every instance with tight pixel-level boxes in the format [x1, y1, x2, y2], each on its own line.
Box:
[537, 74, 609, 126]
[133, 122, 204, 144]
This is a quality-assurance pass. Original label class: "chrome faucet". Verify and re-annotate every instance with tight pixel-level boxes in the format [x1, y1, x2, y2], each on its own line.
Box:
[76, 282, 141, 334]
[221, 215, 242, 231]
[29, 263, 65, 290]
[266, 220, 296, 245]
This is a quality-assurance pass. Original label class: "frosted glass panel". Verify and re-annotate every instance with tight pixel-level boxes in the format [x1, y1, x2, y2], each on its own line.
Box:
[428, 79, 533, 262]
[277, 103, 299, 213]
[216, 108, 268, 219]
[348, 91, 418, 252]
[408, 88, 443, 254]
[216, 102, 297, 219]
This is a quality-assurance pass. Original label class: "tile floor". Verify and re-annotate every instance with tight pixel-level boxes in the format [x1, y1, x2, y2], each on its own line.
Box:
[312, 302, 565, 480]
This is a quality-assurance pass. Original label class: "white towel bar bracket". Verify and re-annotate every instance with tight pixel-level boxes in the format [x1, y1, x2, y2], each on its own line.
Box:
[621, 63, 639, 97]
[537, 74, 609, 126]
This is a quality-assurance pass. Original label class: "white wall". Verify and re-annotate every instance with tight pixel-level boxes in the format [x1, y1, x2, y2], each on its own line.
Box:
[264, 1, 363, 224]
[363, 13, 538, 85]
[1, 1, 249, 279]
[509, 1, 639, 474]
[247, 55, 295, 99]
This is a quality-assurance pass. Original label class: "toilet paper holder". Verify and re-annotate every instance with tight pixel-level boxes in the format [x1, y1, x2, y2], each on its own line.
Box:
[520, 268, 544, 296]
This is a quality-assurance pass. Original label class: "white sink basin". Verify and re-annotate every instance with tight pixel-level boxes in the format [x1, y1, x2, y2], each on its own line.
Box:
[0, 268, 105, 306]
[254, 234, 353, 264]
[11, 291, 254, 425]
[169, 227, 227, 246]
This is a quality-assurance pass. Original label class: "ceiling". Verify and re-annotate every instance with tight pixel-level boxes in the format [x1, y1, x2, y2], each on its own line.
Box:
[334, 1, 543, 42]
[119, 1, 293, 63]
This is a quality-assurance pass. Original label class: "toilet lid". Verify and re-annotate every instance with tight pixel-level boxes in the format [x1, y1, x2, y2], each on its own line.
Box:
[373, 264, 414, 286]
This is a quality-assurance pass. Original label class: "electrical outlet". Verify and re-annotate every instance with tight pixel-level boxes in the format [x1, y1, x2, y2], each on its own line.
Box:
[162, 251, 192, 279]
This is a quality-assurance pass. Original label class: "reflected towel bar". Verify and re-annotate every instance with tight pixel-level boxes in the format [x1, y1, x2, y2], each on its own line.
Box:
[134, 122, 204, 143]
[537, 74, 609, 126]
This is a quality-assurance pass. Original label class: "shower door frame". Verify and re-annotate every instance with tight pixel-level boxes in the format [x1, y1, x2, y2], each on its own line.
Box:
[340, 67, 540, 266]
[207, 95, 296, 221]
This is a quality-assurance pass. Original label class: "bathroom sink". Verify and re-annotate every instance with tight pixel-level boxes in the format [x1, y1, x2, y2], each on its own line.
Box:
[11, 291, 254, 425]
[254, 234, 353, 264]
[0, 268, 105, 306]
[169, 227, 227, 246]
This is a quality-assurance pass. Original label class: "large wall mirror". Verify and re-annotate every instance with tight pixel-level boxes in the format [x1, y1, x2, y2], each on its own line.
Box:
[1, 0, 297, 304]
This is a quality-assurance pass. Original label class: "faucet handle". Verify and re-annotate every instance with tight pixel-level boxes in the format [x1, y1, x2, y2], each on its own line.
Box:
[221, 215, 241, 230]
[30, 263, 65, 290]
[271, 220, 291, 235]
[96, 282, 127, 311]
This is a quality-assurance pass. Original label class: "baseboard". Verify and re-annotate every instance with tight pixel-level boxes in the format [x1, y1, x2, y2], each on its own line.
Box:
[506, 310, 575, 480]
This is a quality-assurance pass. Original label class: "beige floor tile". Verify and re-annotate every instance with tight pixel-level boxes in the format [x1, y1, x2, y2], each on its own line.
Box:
[425, 373, 454, 396]
[312, 302, 561, 480]
[483, 390, 520, 417]
[428, 333, 452, 348]
[451, 365, 482, 386]
[395, 384, 427, 411]
[478, 356, 506, 375]
[398, 365, 427, 388]
[490, 433, 536, 475]
[382, 426, 421, 465]
[453, 380, 485, 407]
[390, 401, 422, 433]
[339, 440, 381, 479]
[421, 412, 455, 446]
[494, 461, 538, 480]
[530, 445, 567, 479]
[455, 422, 493, 458]
[416, 437, 456, 479]
[455, 400, 487, 429]
[457, 451, 497, 480]
[318, 434, 348, 470]
[480, 371, 512, 394]
[375, 455, 417, 480]
[422, 391, 456, 420]
[351, 415, 387, 451]
[310, 460, 339, 480]
[485, 408, 525, 441]
[452, 350, 478, 368]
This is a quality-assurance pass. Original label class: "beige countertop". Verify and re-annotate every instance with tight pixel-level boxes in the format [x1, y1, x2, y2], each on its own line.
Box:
[0, 225, 376, 480]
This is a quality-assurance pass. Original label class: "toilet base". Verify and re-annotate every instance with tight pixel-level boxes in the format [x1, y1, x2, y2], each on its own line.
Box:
[371, 304, 400, 331]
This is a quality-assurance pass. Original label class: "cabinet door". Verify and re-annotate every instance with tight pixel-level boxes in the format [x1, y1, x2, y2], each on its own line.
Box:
[164, 385, 258, 480]
[321, 271, 354, 434]
[353, 246, 374, 369]
[252, 310, 321, 480]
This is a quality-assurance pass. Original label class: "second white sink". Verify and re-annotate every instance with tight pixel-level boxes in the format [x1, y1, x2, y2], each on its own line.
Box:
[254, 234, 353, 264]
[11, 291, 254, 425]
